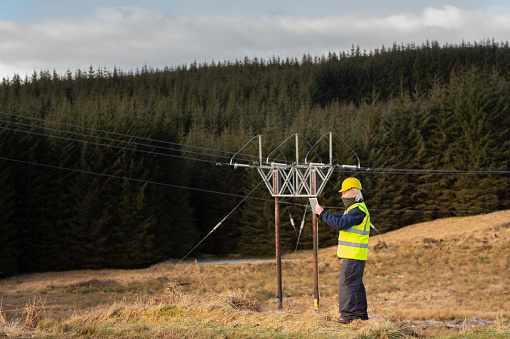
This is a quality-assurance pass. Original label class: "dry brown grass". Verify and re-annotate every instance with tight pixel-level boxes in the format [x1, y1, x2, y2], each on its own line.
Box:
[13, 283, 419, 338]
[1, 210, 509, 338]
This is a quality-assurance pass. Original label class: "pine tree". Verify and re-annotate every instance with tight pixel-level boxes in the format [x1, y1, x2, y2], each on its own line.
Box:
[0, 126, 17, 276]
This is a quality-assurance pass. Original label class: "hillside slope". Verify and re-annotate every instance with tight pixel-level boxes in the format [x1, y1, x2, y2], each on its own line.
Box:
[0, 210, 509, 337]
[370, 210, 510, 245]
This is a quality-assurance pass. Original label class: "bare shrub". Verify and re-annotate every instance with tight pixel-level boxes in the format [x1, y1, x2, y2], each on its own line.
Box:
[0, 299, 6, 325]
[220, 289, 263, 312]
[152, 282, 263, 313]
[23, 294, 45, 330]
[373, 240, 388, 250]
[160, 282, 184, 304]
[357, 313, 418, 339]
[151, 282, 201, 306]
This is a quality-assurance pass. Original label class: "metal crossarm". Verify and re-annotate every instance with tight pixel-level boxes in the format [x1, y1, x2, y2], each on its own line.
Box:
[256, 164, 335, 197]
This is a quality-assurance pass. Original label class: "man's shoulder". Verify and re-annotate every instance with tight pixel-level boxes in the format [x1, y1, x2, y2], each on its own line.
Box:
[349, 202, 367, 216]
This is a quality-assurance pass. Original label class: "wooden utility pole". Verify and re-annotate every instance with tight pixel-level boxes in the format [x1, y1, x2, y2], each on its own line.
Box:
[312, 170, 319, 309]
[274, 170, 283, 310]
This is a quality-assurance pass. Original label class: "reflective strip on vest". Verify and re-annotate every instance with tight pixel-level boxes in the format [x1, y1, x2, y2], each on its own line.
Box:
[342, 228, 370, 236]
[357, 203, 369, 232]
[338, 240, 369, 248]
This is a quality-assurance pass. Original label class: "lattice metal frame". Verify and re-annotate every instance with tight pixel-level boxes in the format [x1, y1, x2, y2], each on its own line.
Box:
[256, 164, 335, 197]
[230, 133, 345, 198]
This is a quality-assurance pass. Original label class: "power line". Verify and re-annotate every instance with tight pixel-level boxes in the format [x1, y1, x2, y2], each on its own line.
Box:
[0, 125, 222, 165]
[324, 206, 501, 214]
[0, 111, 239, 155]
[0, 111, 280, 163]
[0, 155, 260, 201]
[335, 167, 510, 175]
[0, 156, 502, 214]
[0, 118, 236, 162]
[0, 124, 507, 214]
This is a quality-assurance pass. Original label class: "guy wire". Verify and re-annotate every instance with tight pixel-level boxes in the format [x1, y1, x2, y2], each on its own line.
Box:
[177, 180, 264, 264]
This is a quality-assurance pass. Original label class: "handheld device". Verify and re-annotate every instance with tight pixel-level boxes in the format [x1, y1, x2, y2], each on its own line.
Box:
[309, 198, 318, 214]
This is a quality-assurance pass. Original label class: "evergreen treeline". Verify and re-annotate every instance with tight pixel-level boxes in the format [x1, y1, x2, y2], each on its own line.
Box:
[1, 40, 509, 277]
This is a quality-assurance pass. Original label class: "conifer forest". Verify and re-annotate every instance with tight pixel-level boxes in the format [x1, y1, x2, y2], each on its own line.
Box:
[1, 41, 509, 276]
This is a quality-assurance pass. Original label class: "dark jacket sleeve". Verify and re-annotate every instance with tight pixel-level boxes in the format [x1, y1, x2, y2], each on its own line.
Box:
[319, 206, 366, 232]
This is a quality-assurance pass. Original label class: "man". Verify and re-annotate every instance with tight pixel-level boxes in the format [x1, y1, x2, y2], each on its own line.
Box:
[315, 177, 370, 324]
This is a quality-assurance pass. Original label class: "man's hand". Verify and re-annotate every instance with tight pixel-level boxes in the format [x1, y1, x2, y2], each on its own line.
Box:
[315, 204, 324, 216]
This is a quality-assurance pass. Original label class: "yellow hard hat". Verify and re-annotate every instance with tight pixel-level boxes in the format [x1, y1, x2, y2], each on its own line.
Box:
[339, 177, 362, 193]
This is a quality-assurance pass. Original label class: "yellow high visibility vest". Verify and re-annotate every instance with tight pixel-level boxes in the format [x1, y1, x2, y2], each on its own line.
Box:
[337, 201, 370, 261]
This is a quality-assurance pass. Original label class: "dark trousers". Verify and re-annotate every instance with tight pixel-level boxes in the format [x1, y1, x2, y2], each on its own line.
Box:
[338, 258, 368, 320]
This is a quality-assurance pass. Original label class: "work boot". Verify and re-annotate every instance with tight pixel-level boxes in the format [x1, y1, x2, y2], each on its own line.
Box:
[331, 317, 353, 324]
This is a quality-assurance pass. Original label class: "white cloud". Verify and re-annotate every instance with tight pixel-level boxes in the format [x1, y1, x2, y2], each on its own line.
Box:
[1, 5, 509, 79]
[422, 5, 466, 28]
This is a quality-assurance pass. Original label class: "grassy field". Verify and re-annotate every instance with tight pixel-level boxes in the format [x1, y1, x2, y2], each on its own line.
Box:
[1, 210, 509, 338]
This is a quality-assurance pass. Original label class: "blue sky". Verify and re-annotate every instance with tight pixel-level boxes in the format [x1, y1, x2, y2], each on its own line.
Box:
[1, 0, 509, 78]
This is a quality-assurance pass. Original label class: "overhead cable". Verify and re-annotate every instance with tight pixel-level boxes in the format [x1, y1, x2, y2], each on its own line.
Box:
[0, 111, 285, 163]
[335, 167, 510, 175]
[0, 156, 502, 215]
[0, 155, 258, 200]
[0, 111, 243, 156]
[0, 118, 236, 162]
[0, 125, 221, 165]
